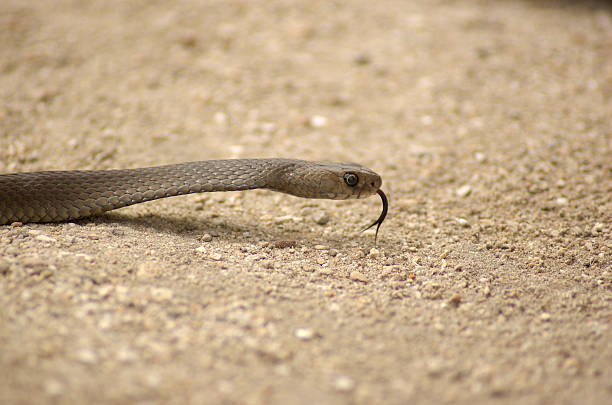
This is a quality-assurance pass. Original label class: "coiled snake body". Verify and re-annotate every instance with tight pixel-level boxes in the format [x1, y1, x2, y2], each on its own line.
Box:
[0, 159, 388, 239]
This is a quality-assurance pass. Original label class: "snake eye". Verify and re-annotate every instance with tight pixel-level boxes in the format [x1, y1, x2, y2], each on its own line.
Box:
[343, 173, 359, 187]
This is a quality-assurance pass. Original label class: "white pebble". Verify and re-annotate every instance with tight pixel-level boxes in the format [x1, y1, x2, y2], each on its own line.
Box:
[368, 248, 380, 258]
[334, 375, 355, 392]
[260, 122, 276, 133]
[213, 111, 227, 125]
[455, 217, 469, 227]
[294, 327, 315, 340]
[420, 115, 433, 125]
[201, 233, 213, 242]
[313, 211, 330, 225]
[474, 152, 487, 162]
[309, 115, 328, 128]
[556, 197, 568, 205]
[456, 185, 472, 197]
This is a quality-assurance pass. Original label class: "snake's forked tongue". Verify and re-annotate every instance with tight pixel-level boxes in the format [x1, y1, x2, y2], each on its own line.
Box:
[362, 189, 388, 244]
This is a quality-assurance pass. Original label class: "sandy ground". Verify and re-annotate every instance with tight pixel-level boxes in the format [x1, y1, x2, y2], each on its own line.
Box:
[1, 0, 611, 404]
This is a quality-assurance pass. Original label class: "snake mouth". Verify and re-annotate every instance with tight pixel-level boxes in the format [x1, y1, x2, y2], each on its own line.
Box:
[362, 189, 388, 244]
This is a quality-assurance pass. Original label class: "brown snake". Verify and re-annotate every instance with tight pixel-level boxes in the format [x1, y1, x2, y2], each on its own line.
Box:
[0, 159, 388, 240]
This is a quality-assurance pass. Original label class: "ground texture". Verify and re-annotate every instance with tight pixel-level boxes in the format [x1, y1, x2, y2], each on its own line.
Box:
[1, 0, 611, 404]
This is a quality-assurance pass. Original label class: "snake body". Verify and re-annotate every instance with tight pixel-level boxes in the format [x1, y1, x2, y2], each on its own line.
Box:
[0, 159, 386, 230]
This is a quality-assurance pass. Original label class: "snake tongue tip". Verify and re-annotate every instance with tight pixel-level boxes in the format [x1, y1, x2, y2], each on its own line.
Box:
[361, 189, 388, 244]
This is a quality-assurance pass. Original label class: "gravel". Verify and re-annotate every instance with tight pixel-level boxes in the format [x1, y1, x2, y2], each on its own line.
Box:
[1, 1, 610, 405]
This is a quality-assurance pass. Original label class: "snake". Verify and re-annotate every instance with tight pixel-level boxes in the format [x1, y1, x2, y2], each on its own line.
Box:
[0, 159, 388, 240]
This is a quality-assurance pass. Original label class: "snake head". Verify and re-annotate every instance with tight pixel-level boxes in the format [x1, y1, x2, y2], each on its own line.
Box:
[268, 160, 382, 200]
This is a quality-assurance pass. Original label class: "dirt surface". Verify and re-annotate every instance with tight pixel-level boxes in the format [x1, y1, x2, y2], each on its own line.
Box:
[1, 0, 611, 404]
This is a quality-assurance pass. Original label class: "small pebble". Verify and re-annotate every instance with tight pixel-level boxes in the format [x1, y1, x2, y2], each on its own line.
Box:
[353, 53, 371, 65]
[98, 285, 114, 298]
[455, 217, 470, 227]
[334, 375, 355, 392]
[35, 234, 56, 243]
[210, 253, 223, 261]
[313, 211, 330, 225]
[316, 258, 326, 265]
[260, 122, 276, 133]
[201, 233, 213, 242]
[314, 245, 329, 250]
[368, 248, 380, 258]
[196, 246, 207, 253]
[213, 111, 227, 125]
[329, 249, 338, 257]
[474, 152, 487, 162]
[294, 327, 315, 341]
[540, 312, 551, 322]
[309, 115, 328, 128]
[556, 197, 569, 205]
[421, 115, 433, 125]
[456, 185, 472, 197]
[448, 294, 462, 307]
[274, 240, 297, 249]
[350, 271, 368, 283]
[179, 32, 198, 48]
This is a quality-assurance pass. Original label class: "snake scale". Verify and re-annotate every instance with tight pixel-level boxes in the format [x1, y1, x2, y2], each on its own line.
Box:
[0, 159, 388, 240]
